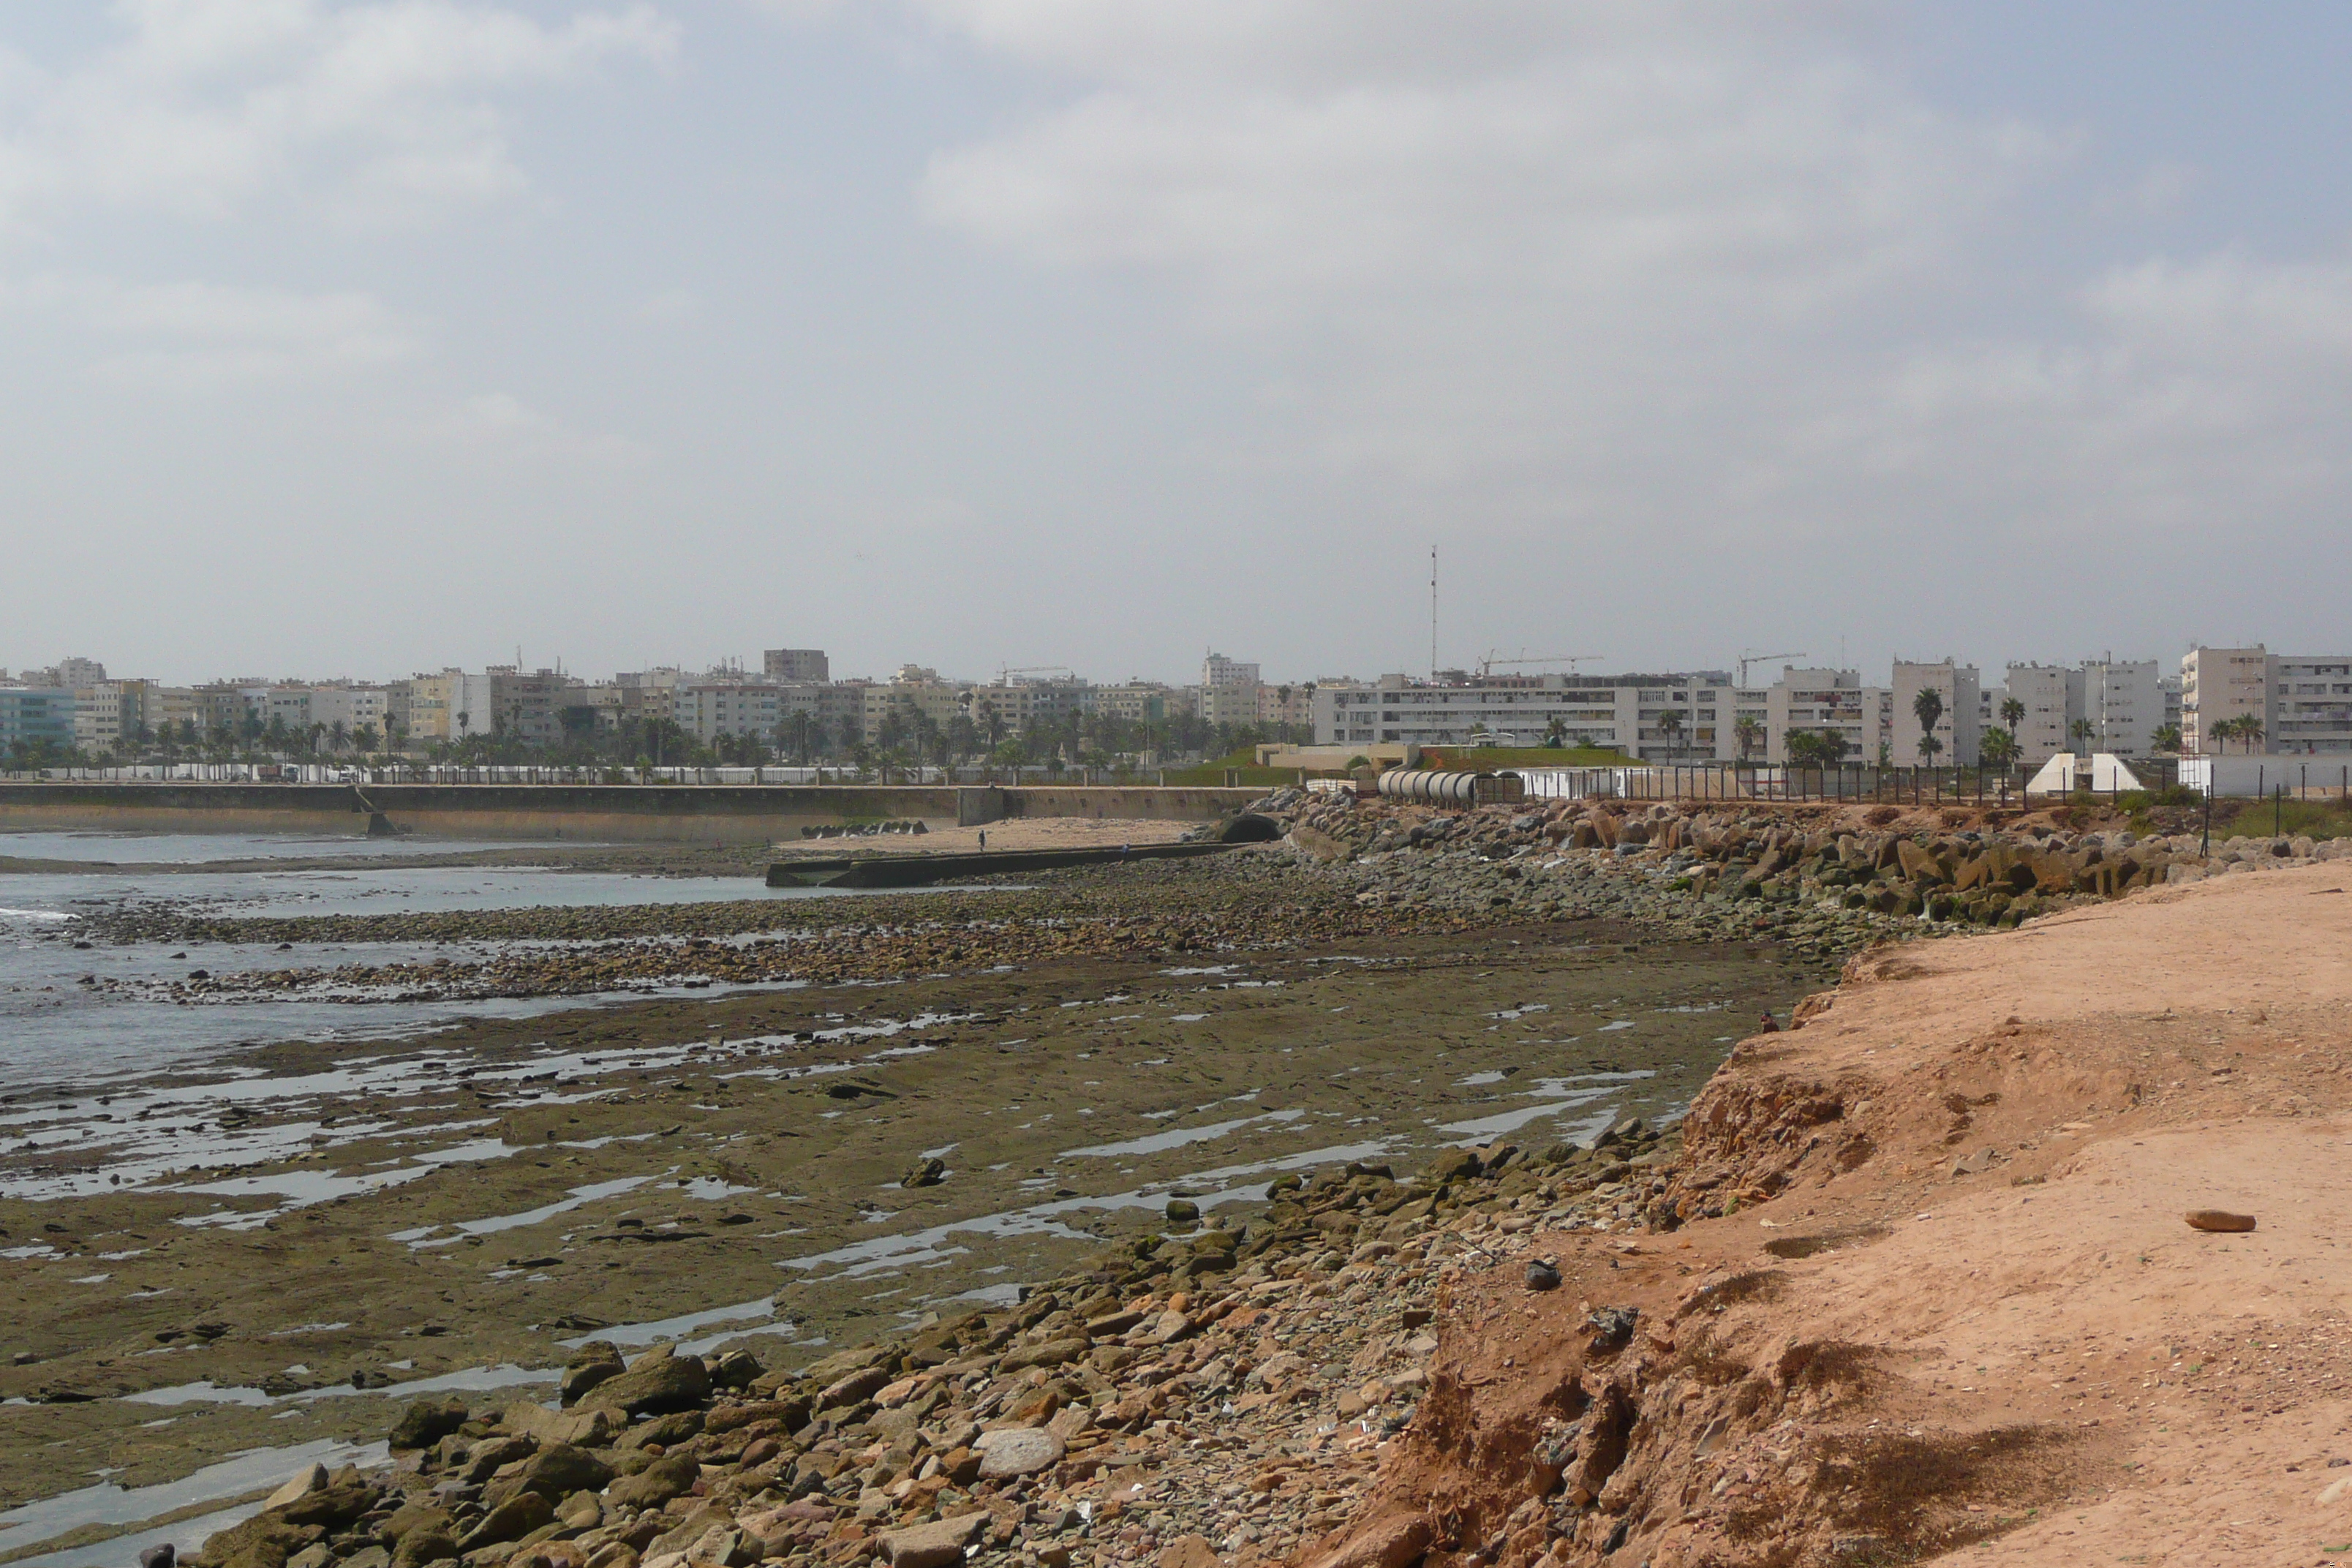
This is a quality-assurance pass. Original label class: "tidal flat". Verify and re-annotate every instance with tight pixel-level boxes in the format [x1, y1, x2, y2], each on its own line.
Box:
[0, 845, 1821, 1533]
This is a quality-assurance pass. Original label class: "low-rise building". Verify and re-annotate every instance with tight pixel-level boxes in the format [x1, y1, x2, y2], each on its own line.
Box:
[1312, 671, 1737, 760]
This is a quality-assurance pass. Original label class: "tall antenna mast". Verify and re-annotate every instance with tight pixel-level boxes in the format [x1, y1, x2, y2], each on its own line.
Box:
[1429, 546, 1438, 683]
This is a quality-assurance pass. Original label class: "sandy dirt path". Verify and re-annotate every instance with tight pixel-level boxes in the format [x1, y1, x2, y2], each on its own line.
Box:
[1340, 858, 2352, 1567]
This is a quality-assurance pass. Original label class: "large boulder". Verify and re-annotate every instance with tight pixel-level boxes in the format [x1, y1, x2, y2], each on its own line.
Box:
[505, 1401, 617, 1448]
[559, 1341, 625, 1408]
[456, 1491, 554, 1552]
[192, 1517, 323, 1568]
[387, 1397, 468, 1451]
[876, 1512, 990, 1568]
[578, 1343, 709, 1416]
[606, 1452, 701, 1511]
[491, 1444, 613, 1506]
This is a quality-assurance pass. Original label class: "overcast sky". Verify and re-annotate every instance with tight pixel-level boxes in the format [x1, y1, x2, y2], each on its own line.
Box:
[4, 1, 2348, 687]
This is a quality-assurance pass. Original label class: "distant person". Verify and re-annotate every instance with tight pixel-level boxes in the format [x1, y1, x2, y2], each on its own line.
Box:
[978, 830, 987, 849]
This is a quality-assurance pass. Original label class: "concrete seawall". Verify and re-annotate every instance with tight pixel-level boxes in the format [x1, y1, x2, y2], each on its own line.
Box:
[0, 782, 1262, 845]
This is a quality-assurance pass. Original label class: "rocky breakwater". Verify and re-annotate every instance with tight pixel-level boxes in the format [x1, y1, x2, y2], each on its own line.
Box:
[1254, 787, 2347, 957]
[174, 1124, 1683, 1568]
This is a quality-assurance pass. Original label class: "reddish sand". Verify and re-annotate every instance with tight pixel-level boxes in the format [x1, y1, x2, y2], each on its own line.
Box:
[1328, 857, 2352, 1567]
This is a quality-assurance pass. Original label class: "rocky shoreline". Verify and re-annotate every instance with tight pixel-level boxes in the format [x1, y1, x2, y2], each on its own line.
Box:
[1253, 786, 2351, 960]
[175, 1122, 1681, 1568]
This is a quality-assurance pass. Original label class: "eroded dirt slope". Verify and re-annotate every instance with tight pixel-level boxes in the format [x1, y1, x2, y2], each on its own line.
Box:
[1321, 859, 2352, 1567]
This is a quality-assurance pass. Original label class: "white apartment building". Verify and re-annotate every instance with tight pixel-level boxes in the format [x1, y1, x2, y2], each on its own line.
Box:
[676, 682, 785, 745]
[2000, 664, 2079, 765]
[306, 685, 390, 738]
[2182, 647, 2269, 754]
[1313, 672, 1741, 761]
[2269, 655, 2352, 754]
[2081, 657, 2162, 756]
[1763, 668, 1885, 764]
[72, 682, 132, 752]
[1890, 660, 1981, 766]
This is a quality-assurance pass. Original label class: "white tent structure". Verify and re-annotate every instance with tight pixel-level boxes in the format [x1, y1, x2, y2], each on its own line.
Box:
[2024, 753, 2146, 796]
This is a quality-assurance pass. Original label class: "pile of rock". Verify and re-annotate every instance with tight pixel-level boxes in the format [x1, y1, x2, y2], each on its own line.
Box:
[1251, 788, 2341, 954]
[184, 1126, 1677, 1568]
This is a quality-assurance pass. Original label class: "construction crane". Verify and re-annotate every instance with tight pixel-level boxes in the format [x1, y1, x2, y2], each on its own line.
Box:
[1737, 650, 1807, 686]
[1477, 652, 1604, 679]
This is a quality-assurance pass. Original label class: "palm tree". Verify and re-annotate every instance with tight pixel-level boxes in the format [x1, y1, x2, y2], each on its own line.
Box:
[329, 720, 350, 755]
[1786, 730, 1823, 767]
[1980, 726, 2017, 768]
[1734, 715, 1763, 761]
[1656, 710, 1686, 757]
[1542, 715, 1567, 748]
[2227, 713, 2266, 753]
[2069, 718, 2095, 754]
[2152, 722, 2182, 754]
[2000, 696, 2025, 733]
[1911, 687, 1944, 766]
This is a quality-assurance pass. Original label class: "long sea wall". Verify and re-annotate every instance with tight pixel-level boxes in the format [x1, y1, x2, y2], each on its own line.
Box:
[0, 781, 1259, 844]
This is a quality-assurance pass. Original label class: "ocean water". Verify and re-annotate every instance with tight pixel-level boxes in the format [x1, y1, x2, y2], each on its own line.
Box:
[0, 831, 843, 1082]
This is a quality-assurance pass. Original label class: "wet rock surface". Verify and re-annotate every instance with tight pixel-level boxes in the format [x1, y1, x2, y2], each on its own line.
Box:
[0, 851, 1812, 1534]
[171, 1122, 1684, 1568]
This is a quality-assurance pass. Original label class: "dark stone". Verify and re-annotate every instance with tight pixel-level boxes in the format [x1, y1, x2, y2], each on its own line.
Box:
[387, 1396, 468, 1450]
[578, 1343, 710, 1416]
[558, 1341, 623, 1408]
[606, 1452, 702, 1511]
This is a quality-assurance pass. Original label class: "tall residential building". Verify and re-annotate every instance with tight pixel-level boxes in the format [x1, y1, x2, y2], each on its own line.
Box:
[401, 671, 463, 742]
[763, 649, 829, 684]
[306, 685, 390, 738]
[2081, 657, 2161, 756]
[2181, 646, 2268, 754]
[1889, 659, 1981, 765]
[676, 682, 786, 745]
[72, 681, 146, 753]
[1202, 653, 1259, 690]
[449, 668, 571, 745]
[2000, 664, 2081, 765]
[1764, 668, 1885, 764]
[1255, 682, 1314, 731]
[2269, 655, 2352, 754]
